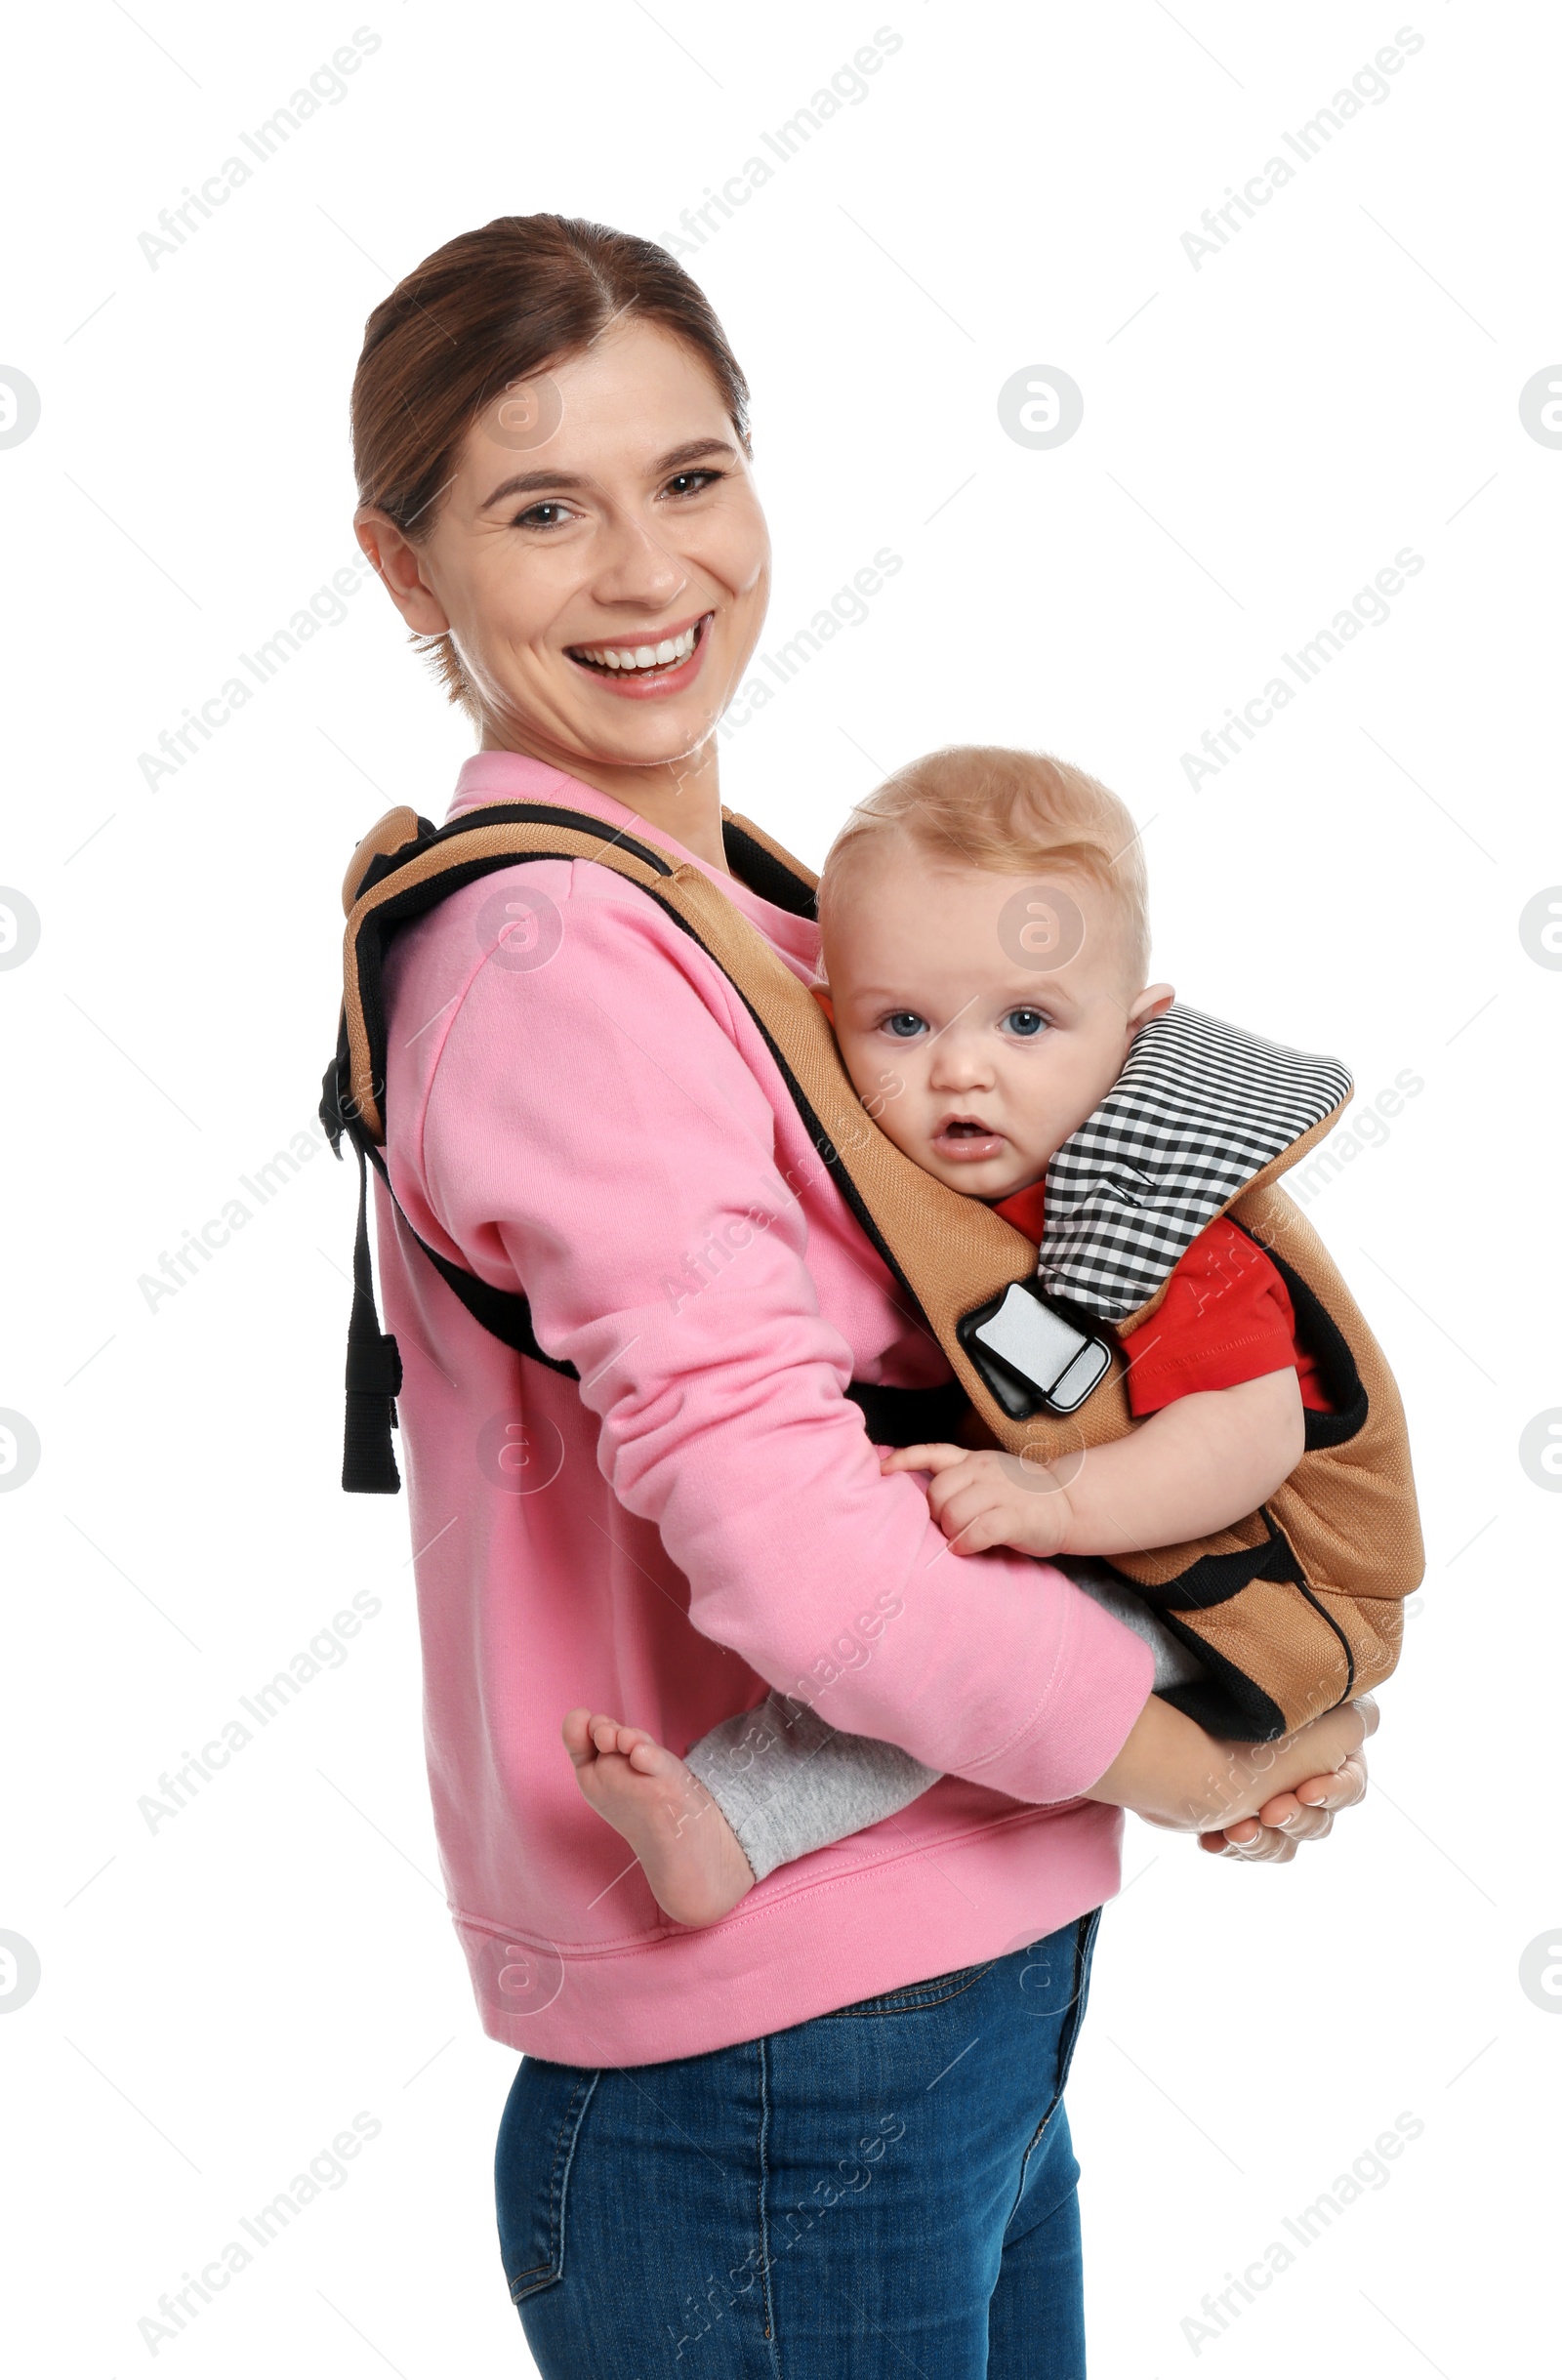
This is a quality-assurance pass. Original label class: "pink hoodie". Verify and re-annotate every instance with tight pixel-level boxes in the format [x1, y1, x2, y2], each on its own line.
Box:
[374, 750, 1154, 2066]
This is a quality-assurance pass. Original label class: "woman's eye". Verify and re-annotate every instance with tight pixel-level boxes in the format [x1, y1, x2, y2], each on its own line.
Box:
[883, 1012, 927, 1040]
[511, 500, 575, 530]
[1003, 1007, 1048, 1039]
[662, 469, 722, 499]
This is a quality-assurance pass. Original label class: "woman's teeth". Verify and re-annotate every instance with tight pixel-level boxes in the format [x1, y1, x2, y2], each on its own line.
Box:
[573, 622, 700, 673]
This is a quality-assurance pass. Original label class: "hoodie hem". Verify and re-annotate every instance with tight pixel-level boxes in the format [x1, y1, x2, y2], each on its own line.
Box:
[454, 1800, 1126, 2067]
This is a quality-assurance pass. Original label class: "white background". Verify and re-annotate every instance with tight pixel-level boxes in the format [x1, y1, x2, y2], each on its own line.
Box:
[3, 1, 1557, 2371]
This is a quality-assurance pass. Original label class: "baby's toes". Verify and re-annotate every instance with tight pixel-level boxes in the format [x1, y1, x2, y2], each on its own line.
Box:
[623, 1732, 676, 1774]
[597, 1723, 675, 1775]
[588, 1712, 627, 1755]
[560, 1706, 595, 1763]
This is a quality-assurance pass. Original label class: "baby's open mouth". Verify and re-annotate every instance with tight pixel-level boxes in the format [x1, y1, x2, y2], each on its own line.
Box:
[932, 1115, 1007, 1163]
[566, 613, 711, 679]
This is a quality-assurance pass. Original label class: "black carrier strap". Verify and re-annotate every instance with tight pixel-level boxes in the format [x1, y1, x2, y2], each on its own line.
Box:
[322, 806, 967, 1493]
[844, 1377, 969, 1445]
[325, 1070, 578, 1493]
[340, 1129, 405, 1494]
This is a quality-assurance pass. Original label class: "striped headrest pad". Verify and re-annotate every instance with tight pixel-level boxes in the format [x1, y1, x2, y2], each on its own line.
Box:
[1038, 1005, 1352, 1323]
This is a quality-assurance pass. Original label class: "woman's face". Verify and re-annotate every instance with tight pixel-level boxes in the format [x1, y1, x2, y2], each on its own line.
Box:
[365, 319, 770, 769]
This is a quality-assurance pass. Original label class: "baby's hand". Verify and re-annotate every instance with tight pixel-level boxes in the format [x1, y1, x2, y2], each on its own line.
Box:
[881, 1442, 1072, 1559]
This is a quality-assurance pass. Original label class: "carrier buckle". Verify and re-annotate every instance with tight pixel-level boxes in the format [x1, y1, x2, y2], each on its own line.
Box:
[957, 1281, 1113, 1419]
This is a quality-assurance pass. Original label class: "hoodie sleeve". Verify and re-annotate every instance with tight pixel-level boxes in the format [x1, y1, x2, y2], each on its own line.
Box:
[415, 861, 1154, 1807]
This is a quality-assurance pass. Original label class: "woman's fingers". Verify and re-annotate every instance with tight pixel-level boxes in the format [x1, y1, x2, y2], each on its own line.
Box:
[1295, 1750, 1370, 1812]
[1201, 1739, 1373, 1858]
[1198, 1818, 1276, 1858]
[1257, 1755, 1369, 1829]
[1199, 1816, 1311, 1862]
[1265, 1802, 1335, 1842]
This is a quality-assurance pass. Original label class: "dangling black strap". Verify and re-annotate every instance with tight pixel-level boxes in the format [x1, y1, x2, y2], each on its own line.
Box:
[336, 1115, 583, 1493]
[343, 1132, 405, 1494]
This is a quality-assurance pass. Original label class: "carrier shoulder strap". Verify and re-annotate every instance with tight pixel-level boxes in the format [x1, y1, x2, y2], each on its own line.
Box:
[322, 800, 993, 1490]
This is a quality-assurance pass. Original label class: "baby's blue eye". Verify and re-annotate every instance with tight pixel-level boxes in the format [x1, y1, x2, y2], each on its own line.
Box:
[1004, 1007, 1048, 1038]
[883, 1011, 927, 1039]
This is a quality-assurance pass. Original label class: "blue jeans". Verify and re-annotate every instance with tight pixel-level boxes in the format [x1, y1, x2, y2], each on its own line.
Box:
[496, 1909, 1101, 2377]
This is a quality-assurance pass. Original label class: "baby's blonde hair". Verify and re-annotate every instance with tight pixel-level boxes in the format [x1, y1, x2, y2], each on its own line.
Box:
[818, 744, 1151, 980]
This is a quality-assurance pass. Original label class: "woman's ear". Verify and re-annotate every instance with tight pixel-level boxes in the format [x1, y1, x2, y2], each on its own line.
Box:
[354, 507, 451, 636]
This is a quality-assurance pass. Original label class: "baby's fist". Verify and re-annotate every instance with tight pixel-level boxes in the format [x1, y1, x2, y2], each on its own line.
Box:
[882, 1443, 1072, 1559]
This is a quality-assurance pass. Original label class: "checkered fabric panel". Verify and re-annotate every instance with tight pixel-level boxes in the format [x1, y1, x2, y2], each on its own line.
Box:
[1038, 1006, 1351, 1322]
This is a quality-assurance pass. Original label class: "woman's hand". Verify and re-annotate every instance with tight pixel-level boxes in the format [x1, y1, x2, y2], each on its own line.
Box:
[1197, 1719, 1374, 1862]
[1085, 1689, 1377, 1851]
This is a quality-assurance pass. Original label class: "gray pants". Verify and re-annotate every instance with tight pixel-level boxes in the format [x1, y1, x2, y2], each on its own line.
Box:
[683, 1561, 1205, 1882]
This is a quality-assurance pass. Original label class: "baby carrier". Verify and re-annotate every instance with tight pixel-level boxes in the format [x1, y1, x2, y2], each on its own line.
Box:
[322, 798, 1422, 1744]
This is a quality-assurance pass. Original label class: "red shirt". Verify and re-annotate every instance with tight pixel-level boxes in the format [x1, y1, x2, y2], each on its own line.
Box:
[992, 1183, 1331, 1416]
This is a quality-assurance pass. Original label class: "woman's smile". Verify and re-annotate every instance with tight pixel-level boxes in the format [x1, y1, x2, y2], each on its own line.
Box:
[564, 608, 715, 698]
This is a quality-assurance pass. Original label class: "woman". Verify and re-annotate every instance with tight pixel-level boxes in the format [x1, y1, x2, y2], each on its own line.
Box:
[349, 215, 1370, 2375]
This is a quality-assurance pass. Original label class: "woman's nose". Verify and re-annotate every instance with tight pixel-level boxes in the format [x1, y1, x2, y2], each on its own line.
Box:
[589, 514, 688, 612]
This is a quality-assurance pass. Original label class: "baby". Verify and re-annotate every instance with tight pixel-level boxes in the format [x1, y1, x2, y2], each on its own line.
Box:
[563, 746, 1328, 1924]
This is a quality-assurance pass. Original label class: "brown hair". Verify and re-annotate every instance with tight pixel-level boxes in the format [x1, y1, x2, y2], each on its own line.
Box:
[350, 213, 752, 713]
[819, 744, 1151, 977]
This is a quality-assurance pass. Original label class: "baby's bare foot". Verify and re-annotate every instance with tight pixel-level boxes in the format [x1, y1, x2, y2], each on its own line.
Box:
[561, 1708, 757, 1927]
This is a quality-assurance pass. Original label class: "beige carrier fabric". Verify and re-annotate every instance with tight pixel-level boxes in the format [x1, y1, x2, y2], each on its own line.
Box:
[340, 805, 1422, 1737]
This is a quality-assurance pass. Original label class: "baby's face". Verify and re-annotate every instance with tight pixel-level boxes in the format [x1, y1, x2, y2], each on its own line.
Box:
[824, 840, 1170, 1204]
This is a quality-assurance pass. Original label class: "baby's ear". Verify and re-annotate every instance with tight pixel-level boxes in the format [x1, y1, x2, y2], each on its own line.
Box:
[810, 984, 836, 1025]
[1128, 981, 1174, 1034]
